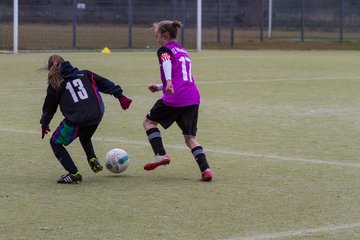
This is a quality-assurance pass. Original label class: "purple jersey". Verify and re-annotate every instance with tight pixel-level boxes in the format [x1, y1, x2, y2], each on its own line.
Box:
[157, 41, 200, 107]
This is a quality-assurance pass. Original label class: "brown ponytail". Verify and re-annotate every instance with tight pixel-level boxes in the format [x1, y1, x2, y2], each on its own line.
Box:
[44, 55, 65, 91]
[154, 20, 182, 39]
[172, 20, 182, 29]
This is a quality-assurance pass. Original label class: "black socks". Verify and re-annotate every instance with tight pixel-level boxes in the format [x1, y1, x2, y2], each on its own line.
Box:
[146, 128, 166, 156]
[50, 141, 78, 174]
[192, 146, 210, 172]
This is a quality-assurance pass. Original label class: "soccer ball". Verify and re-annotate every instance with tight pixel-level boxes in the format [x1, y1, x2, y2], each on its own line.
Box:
[104, 148, 129, 174]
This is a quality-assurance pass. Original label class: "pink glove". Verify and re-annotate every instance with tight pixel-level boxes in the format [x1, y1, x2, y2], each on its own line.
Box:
[119, 95, 132, 110]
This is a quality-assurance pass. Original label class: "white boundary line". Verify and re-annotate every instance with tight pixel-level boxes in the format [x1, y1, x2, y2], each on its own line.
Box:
[1, 76, 360, 91]
[1, 127, 360, 168]
[230, 222, 360, 240]
[197, 76, 360, 85]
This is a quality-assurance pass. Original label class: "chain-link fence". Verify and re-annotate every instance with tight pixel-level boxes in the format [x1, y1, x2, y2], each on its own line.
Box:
[1, 0, 359, 51]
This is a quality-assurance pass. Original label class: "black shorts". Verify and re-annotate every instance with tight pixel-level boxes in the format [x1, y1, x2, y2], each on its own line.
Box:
[146, 99, 199, 136]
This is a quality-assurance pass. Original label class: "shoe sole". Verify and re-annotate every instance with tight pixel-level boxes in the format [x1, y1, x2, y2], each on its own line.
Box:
[57, 180, 82, 184]
[144, 158, 170, 171]
[201, 176, 212, 182]
[201, 169, 213, 182]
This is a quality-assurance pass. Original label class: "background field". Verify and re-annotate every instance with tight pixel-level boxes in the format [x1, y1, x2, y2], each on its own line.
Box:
[2, 23, 360, 51]
[1, 50, 360, 240]
[2, 0, 360, 52]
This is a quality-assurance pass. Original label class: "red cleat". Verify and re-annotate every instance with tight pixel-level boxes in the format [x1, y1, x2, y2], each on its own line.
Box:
[144, 154, 170, 171]
[201, 168, 213, 182]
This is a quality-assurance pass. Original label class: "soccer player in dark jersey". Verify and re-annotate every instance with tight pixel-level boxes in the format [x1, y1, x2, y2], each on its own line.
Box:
[143, 20, 213, 181]
[40, 55, 132, 184]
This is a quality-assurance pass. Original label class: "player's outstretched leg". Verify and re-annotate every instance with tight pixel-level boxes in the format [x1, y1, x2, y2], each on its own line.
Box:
[185, 137, 213, 181]
[50, 140, 83, 183]
[143, 127, 170, 171]
[192, 146, 213, 181]
[78, 125, 103, 173]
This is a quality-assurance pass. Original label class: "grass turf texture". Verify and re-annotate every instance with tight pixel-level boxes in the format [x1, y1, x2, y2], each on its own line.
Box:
[1, 50, 360, 239]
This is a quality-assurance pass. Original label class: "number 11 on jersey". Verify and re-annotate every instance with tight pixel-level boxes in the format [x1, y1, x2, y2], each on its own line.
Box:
[179, 56, 193, 82]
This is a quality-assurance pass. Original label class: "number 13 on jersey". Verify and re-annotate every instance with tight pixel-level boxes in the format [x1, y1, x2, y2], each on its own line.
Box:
[65, 79, 89, 103]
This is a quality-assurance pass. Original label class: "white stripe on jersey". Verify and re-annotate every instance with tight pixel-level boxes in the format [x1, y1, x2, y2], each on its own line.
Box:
[162, 59, 172, 81]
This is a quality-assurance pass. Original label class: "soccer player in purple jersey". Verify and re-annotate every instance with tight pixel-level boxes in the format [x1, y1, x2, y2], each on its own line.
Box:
[143, 20, 213, 181]
[40, 55, 132, 184]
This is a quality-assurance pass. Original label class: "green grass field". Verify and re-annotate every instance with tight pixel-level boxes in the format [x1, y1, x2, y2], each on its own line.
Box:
[1, 50, 360, 240]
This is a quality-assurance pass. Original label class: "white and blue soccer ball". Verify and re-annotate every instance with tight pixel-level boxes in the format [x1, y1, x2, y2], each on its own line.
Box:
[104, 148, 129, 174]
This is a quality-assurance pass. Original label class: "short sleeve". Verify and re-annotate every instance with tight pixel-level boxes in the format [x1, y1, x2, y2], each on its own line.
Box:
[157, 47, 172, 64]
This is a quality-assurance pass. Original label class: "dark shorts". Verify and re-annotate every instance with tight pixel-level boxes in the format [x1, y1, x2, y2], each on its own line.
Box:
[146, 99, 199, 136]
[51, 120, 98, 146]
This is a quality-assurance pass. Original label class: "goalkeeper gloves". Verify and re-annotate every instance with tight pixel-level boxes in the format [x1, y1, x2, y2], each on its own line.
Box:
[119, 95, 132, 110]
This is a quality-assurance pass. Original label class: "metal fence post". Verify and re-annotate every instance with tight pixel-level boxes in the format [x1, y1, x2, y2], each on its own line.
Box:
[260, 0, 264, 42]
[128, 0, 133, 48]
[301, 0, 305, 42]
[181, 0, 185, 46]
[268, 0, 272, 39]
[230, 0, 234, 47]
[72, 0, 77, 49]
[13, 0, 19, 53]
[217, 0, 222, 43]
[340, 0, 344, 42]
[197, 0, 202, 51]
